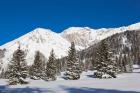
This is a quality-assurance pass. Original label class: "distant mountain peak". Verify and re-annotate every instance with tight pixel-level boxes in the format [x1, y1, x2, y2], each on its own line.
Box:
[62, 27, 94, 35]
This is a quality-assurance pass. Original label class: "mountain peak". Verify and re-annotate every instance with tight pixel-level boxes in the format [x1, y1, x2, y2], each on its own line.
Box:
[30, 28, 55, 35]
[62, 27, 94, 35]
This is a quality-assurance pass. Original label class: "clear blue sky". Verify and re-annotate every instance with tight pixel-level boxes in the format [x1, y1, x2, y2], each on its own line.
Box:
[0, 0, 140, 45]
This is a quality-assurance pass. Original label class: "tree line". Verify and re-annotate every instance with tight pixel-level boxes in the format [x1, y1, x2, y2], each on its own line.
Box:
[0, 39, 135, 85]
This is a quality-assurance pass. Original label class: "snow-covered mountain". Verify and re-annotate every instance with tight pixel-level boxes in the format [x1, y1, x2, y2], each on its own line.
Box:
[0, 28, 71, 66]
[61, 22, 140, 48]
[0, 22, 140, 69]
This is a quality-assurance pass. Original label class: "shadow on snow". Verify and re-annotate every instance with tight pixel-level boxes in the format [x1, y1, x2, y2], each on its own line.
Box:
[0, 85, 140, 93]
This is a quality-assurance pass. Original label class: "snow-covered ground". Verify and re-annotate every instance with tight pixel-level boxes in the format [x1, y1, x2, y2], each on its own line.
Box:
[0, 69, 140, 93]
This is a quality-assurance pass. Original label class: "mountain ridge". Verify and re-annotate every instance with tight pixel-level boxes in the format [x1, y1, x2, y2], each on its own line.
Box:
[1, 22, 140, 47]
[0, 22, 140, 69]
[60, 22, 140, 47]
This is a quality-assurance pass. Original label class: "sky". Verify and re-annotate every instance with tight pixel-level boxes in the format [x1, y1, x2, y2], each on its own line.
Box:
[0, 0, 140, 45]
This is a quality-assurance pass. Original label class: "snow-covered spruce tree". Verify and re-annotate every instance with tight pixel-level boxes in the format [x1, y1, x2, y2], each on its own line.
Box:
[94, 40, 118, 78]
[121, 54, 133, 72]
[30, 51, 46, 80]
[0, 69, 5, 79]
[7, 46, 28, 85]
[56, 58, 61, 76]
[0, 60, 2, 78]
[65, 42, 81, 80]
[0, 60, 2, 70]
[45, 49, 57, 81]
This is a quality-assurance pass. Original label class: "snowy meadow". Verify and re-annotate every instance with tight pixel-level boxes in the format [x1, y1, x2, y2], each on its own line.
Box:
[0, 69, 140, 93]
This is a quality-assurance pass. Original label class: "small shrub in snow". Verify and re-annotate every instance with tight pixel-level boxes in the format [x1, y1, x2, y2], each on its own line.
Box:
[102, 74, 112, 79]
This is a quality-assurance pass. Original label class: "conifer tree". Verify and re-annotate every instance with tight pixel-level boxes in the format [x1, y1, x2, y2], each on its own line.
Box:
[94, 40, 118, 78]
[45, 49, 57, 81]
[7, 46, 28, 85]
[30, 51, 46, 80]
[56, 59, 61, 75]
[65, 42, 81, 80]
[0, 60, 2, 71]
[122, 54, 133, 72]
[138, 56, 140, 66]
[0, 69, 4, 78]
[0, 60, 2, 78]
